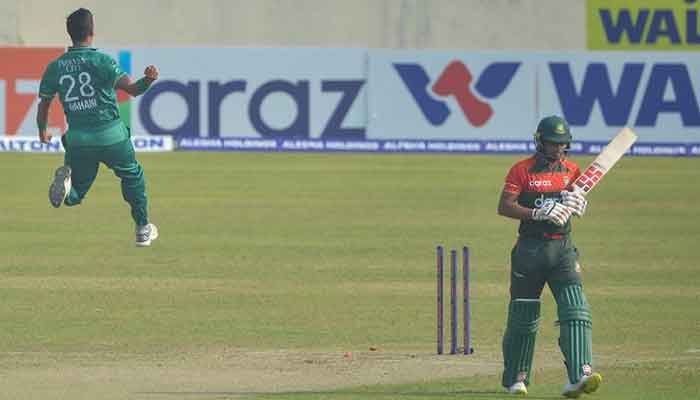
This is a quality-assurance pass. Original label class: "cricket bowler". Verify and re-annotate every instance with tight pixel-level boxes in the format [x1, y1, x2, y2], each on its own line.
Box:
[37, 8, 159, 246]
[497, 115, 602, 397]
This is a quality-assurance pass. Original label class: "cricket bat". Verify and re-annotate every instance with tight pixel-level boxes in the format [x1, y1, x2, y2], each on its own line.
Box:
[571, 127, 638, 195]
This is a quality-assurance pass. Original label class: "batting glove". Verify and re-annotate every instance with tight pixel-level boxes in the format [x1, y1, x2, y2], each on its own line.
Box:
[532, 199, 573, 226]
[561, 190, 588, 217]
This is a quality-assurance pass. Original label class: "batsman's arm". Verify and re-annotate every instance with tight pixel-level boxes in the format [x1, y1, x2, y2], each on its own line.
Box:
[116, 65, 159, 97]
[497, 190, 533, 220]
[37, 97, 52, 144]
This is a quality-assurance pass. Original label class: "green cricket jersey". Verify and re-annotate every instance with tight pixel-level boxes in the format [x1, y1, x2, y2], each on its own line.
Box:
[39, 47, 128, 147]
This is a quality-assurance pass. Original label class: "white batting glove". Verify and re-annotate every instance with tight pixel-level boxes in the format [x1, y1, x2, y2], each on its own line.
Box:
[561, 190, 588, 217]
[532, 199, 573, 226]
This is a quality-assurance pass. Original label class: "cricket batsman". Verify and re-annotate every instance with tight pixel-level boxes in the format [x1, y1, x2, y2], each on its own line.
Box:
[37, 8, 159, 246]
[497, 116, 602, 397]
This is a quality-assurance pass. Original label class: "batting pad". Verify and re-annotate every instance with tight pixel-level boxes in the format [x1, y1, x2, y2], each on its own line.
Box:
[502, 299, 541, 388]
[555, 285, 593, 384]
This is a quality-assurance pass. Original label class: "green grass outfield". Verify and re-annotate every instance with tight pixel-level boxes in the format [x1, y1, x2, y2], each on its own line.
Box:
[1, 152, 699, 399]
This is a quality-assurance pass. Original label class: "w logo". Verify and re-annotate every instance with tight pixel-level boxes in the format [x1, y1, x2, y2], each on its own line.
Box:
[394, 61, 520, 127]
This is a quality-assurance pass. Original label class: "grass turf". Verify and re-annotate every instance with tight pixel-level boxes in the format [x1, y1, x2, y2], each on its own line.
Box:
[1, 152, 698, 399]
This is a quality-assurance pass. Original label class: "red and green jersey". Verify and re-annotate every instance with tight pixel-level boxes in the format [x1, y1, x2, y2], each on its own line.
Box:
[39, 47, 128, 146]
[503, 155, 581, 238]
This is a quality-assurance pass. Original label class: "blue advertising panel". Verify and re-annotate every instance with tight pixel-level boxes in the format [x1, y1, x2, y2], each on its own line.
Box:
[540, 52, 700, 143]
[86, 47, 700, 156]
[121, 47, 367, 140]
[367, 50, 536, 140]
[368, 50, 700, 156]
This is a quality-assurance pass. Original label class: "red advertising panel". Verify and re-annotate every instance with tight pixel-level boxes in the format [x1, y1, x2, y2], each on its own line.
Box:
[0, 47, 66, 135]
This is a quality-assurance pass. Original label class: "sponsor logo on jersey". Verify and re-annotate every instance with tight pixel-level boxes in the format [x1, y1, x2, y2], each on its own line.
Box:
[529, 180, 553, 187]
[533, 194, 564, 208]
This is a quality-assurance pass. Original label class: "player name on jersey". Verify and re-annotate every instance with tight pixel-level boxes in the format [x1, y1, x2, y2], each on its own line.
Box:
[67, 98, 98, 112]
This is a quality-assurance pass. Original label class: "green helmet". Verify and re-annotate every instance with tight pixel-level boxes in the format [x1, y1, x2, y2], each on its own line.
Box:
[534, 115, 572, 148]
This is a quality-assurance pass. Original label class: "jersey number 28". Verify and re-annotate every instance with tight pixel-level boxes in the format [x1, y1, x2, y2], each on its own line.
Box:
[59, 72, 95, 102]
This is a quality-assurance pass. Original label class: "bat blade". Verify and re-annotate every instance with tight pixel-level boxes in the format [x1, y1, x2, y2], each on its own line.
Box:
[572, 127, 638, 195]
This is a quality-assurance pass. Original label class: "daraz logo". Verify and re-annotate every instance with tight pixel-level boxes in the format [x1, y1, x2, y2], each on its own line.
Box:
[394, 60, 520, 127]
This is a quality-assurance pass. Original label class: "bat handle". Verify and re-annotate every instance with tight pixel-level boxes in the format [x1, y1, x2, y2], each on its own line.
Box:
[570, 182, 588, 196]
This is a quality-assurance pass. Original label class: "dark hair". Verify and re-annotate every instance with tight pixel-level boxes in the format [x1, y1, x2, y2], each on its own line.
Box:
[66, 8, 94, 43]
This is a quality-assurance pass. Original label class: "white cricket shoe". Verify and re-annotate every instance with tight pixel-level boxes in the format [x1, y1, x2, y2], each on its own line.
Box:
[49, 165, 71, 208]
[506, 382, 528, 395]
[562, 372, 602, 398]
[135, 223, 159, 247]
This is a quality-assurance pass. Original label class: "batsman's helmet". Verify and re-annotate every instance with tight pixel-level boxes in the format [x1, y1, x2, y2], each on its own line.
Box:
[534, 115, 572, 150]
